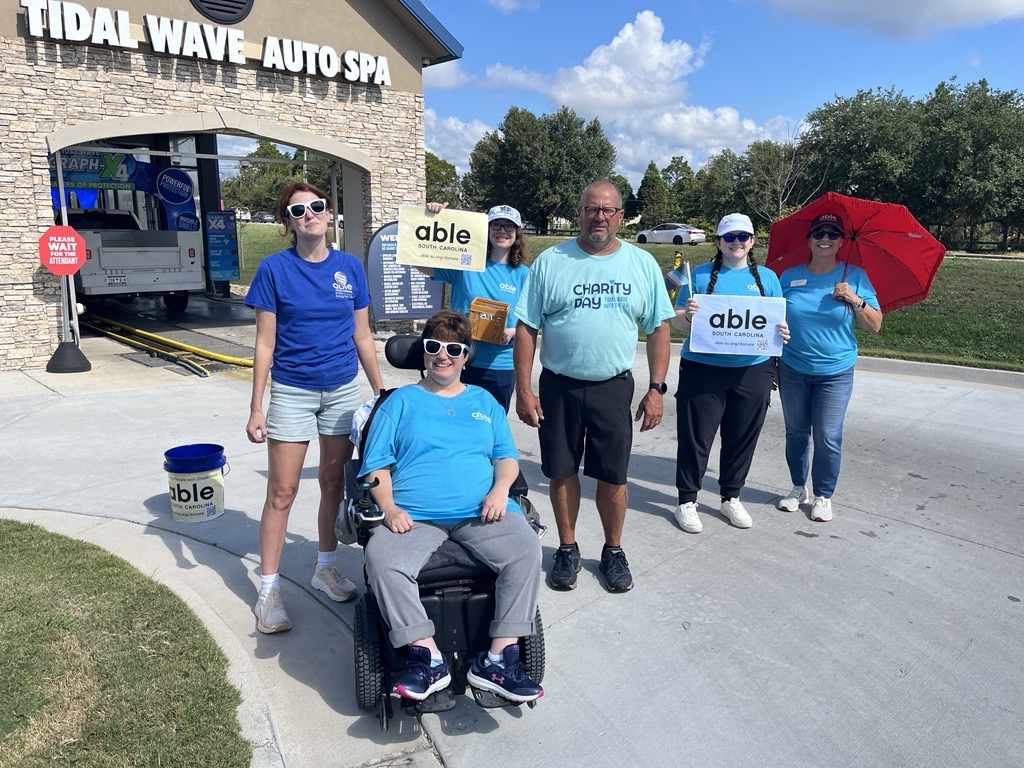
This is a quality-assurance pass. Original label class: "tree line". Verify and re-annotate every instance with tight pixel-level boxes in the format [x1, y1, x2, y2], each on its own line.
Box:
[427, 78, 1024, 249]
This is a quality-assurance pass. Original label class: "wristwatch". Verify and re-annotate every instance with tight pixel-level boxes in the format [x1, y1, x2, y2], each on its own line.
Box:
[855, 299, 867, 312]
[649, 382, 667, 394]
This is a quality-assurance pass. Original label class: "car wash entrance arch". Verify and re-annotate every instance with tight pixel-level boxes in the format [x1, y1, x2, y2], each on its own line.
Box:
[0, 0, 463, 371]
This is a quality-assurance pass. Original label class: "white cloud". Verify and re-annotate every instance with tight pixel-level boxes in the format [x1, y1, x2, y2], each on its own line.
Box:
[551, 11, 708, 114]
[764, 0, 1024, 37]
[426, 11, 795, 188]
[423, 60, 474, 89]
[483, 63, 541, 90]
[424, 108, 493, 177]
[487, 0, 540, 12]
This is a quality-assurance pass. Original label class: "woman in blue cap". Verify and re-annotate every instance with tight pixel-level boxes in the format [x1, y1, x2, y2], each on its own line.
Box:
[417, 202, 529, 412]
[671, 213, 789, 535]
[775, 213, 881, 522]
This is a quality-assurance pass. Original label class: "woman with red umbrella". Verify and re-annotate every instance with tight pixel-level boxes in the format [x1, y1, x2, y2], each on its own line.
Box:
[776, 212, 882, 522]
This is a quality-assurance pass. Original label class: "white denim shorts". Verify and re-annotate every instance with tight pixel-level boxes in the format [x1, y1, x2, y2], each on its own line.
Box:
[266, 378, 361, 442]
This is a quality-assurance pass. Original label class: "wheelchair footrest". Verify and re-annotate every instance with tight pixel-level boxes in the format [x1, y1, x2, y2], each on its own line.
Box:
[402, 689, 458, 714]
[470, 687, 521, 709]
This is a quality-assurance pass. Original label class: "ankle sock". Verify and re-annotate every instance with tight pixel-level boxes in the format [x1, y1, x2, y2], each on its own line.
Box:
[259, 573, 279, 594]
[487, 651, 504, 667]
[316, 550, 336, 571]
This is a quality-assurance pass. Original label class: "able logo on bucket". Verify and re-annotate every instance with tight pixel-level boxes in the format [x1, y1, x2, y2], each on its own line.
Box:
[164, 443, 228, 523]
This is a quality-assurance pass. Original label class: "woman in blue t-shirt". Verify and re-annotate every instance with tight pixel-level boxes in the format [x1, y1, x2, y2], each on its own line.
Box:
[416, 202, 529, 412]
[671, 213, 789, 535]
[245, 182, 384, 635]
[776, 213, 882, 523]
[361, 309, 543, 704]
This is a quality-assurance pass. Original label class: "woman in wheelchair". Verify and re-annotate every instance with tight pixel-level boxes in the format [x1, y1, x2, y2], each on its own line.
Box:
[360, 310, 543, 704]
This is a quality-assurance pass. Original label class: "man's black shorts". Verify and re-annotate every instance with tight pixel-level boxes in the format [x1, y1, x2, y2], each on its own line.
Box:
[537, 368, 633, 484]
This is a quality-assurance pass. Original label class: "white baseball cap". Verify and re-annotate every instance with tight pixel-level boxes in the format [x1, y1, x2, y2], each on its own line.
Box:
[487, 204, 522, 228]
[716, 213, 755, 236]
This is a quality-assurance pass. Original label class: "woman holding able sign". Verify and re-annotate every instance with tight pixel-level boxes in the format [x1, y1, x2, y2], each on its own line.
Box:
[670, 213, 788, 535]
[775, 213, 881, 522]
[416, 202, 529, 412]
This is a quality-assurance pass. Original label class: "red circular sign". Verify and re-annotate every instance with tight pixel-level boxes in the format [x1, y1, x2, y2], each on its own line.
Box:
[39, 225, 87, 276]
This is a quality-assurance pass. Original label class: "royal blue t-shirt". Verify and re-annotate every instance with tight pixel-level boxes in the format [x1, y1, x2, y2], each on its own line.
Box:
[245, 247, 371, 390]
[433, 260, 529, 371]
[780, 262, 878, 376]
[360, 384, 522, 523]
[678, 262, 784, 368]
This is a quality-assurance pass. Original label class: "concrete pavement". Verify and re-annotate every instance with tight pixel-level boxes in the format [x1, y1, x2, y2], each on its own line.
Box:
[1, 331, 1022, 768]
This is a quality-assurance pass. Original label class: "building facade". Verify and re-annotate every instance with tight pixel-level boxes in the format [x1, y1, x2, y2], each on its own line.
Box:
[0, 0, 460, 369]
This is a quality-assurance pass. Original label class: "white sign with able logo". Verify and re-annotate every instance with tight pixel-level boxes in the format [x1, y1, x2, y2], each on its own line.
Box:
[689, 294, 786, 356]
[397, 206, 487, 272]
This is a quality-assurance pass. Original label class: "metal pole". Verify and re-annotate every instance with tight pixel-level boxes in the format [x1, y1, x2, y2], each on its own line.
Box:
[54, 150, 82, 344]
[330, 163, 340, 249]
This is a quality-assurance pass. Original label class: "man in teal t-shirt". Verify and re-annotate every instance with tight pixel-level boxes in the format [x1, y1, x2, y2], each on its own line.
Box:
[514, 180, 675, 594]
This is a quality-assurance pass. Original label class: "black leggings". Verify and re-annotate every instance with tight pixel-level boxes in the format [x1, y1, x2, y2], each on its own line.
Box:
[675, 358, 774, 503]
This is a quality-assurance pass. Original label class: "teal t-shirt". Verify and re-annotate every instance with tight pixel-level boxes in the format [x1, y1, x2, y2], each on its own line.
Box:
[433, 260, 529, 371]
[514, 239, 675, 381]
[780, 262, 878, 375]
[359, 384, 521, 523]
[678, 261, 784, 368]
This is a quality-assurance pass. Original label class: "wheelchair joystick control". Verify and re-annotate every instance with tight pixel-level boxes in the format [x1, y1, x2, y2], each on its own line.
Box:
[354, 477, 385, 527]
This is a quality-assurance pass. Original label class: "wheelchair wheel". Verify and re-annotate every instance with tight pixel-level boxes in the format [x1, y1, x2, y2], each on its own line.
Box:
[354, 597, 383, 711]
[520, 607, 545, 683]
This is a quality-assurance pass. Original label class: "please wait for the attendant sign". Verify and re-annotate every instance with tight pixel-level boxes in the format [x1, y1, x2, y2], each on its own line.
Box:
[39, 225, 87, 276]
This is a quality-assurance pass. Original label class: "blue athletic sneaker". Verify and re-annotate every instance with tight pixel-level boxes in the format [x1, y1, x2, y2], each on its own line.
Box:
[467, 644, 543, 703]
[393, 645, 451, 701]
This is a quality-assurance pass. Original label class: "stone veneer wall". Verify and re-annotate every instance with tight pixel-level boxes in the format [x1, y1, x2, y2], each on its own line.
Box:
[0, 36, 424, 371]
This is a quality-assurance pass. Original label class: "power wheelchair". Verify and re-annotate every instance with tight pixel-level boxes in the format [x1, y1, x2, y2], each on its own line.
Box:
[336, 333, 546, 731]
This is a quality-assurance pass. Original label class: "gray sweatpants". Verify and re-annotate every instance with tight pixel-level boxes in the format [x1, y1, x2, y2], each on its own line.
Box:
[364, 512, 541, 649]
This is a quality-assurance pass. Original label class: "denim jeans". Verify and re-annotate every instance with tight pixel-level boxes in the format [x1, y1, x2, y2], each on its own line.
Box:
[777, 360, 855, 499]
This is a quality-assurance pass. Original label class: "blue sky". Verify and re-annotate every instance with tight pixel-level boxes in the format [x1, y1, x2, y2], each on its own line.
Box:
[421, 0, 1024, 188]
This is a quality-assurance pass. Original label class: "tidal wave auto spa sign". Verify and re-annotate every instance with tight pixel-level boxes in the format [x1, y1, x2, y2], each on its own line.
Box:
[18, 0, 392, 86]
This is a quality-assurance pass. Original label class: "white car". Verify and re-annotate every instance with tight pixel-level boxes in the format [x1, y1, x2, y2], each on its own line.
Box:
[636, 222, 706, 246]
[234, 207, 251, 222]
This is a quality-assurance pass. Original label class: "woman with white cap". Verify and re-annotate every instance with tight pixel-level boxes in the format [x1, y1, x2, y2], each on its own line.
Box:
[417, 202, 530, 412]
[670, 213, 789, 534]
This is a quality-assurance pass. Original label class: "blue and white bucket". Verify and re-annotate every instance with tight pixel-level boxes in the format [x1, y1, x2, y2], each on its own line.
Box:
[163, 443, 229, 522]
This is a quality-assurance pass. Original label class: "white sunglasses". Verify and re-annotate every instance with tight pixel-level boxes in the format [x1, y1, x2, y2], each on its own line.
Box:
[286, 198, 328, 218]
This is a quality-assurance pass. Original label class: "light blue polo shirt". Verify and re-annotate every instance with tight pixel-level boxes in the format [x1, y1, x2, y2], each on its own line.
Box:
[780, 262, 878, 375]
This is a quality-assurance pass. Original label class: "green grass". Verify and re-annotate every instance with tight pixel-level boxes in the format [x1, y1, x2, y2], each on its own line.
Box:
[0, 520, 251, 768]
[854, 258, 1024, 371]
[238, 227, 1024, 371]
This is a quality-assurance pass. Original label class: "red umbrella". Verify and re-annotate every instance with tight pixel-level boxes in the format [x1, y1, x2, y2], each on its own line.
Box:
[765, 192, 946, 312]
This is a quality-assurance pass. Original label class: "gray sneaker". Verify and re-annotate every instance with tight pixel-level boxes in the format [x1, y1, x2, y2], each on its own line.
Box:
[254, 587, 292, 634]
[311, 564, 357, 602]
[778, 485, 808, 512]
[810, 496, 833, 522]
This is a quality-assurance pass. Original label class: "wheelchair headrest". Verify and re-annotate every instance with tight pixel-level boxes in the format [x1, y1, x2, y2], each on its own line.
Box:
[384, 333, 477, 371]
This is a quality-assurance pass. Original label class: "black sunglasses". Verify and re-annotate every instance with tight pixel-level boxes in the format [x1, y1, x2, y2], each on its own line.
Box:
[721, 233, 752, 243]
[286, 198, 328, 218]
[810, 228, 843, 241]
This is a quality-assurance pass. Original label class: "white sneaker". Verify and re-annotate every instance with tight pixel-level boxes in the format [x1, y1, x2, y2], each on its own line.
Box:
[311, 564, 357, 602]
[720, 498, 752, 529]
[810, 496, 833, 522]
[672, 502, 702, 533]
[778, 485, 808, 512]
[254, 587, 292, 634]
